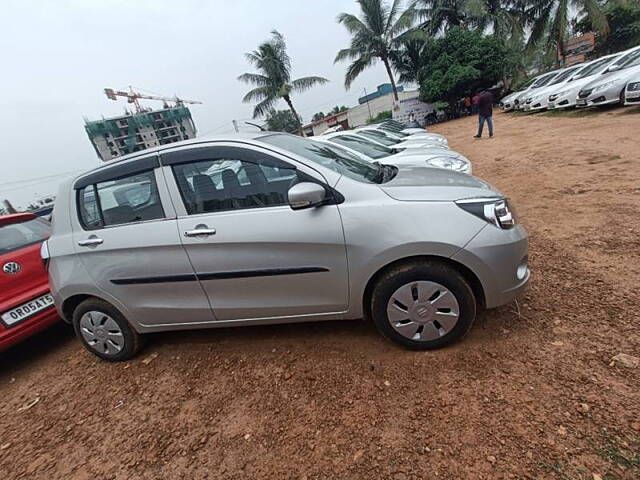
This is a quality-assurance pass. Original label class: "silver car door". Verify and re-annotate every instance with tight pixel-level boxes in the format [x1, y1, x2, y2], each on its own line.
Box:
[71, 156, 214, 327]
[160, 143, 349, 322]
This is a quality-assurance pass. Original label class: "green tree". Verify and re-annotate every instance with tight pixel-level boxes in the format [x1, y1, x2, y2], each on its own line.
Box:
[239, 30, 329, 133]
[575, 1, 640, 55]
[525, 0, 609, 64]
[312, 112, 326, 121]
[417, 27, 512, 107]
[264, 109, 301, 133]
[335, 0, 418, 101]
[330, 105, 349, 114]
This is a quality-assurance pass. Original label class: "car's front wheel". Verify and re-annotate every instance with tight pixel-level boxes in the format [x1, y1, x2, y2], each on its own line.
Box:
[371, 261, 476, 350]
[72, 298, 142, 361]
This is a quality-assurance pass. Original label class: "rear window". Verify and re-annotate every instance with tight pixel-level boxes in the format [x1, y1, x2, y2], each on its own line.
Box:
[0, 217, 50, 255]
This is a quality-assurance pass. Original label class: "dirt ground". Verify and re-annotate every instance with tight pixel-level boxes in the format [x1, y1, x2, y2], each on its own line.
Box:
[1, 107, 639, 480]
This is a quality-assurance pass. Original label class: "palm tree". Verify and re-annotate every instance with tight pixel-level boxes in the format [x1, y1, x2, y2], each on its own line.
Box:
[238, 30, 328, 132]
[525, 0, 609, 64]
[417, 0, 469, 35]
[335, 0, 418, 101]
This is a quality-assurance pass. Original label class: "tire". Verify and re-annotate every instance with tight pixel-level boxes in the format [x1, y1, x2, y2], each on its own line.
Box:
[619, 88, 626, 105]
[370, 261, 476, 350]
[72, 298, 142, 361]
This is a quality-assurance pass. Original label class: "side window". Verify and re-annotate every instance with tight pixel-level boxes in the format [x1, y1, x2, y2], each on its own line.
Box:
[77, 170, 165, 229]
[172, 155, 301, 215]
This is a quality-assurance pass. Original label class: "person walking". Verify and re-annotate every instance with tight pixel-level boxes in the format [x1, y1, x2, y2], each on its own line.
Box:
[474, 89, 494, 139]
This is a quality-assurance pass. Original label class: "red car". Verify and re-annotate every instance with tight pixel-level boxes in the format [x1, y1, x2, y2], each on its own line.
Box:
[0, 213, 58, 351]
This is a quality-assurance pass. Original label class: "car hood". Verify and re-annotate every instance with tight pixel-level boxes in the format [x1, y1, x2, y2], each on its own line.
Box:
[583, 64, 640, 89]
[380, 164, 498, 201]
[390, 149, 466, 161]
[549, 75, 598, 96]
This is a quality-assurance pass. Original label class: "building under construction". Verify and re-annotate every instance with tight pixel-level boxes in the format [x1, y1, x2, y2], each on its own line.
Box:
[85, 88, 201, 162]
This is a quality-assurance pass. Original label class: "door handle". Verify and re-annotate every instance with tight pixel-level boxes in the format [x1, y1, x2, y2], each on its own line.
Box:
[78, 238, 104, 247]
[184, 228, 216, 237]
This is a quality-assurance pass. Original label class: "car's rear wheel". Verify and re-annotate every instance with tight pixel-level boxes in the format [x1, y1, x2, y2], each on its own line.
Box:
[72, 298, 142, 361]
[370, 261, 476, 350]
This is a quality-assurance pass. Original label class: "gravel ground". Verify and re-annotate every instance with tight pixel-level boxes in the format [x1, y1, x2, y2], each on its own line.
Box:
[1, 107, 639, 479]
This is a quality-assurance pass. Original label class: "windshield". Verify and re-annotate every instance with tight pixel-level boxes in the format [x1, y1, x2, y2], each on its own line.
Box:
[549, 66, 581, 85]
[608, 49, 640, 71]
[620, 49, 640, 69]
[0, 217, 50, 255]
[378, 125, 409, 137]
[328, 134, 392, 159]
[259, 133, 383, 183]
[573, 56, 619, 80]
[356, 130, 398, 146]
[532, 72, 559, 88]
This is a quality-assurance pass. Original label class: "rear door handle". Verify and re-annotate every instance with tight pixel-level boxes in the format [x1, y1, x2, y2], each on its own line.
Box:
[78, 238, 104, 247]
[184, 228, 216, 237]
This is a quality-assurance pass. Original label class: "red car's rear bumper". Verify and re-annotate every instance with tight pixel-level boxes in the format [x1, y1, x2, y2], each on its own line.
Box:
[0, 307, 59, 352]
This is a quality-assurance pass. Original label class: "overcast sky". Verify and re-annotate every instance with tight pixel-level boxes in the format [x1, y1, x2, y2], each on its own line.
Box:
[0, 0, 393, 208]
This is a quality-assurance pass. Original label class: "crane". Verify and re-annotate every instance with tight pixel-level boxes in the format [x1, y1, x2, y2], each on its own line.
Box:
[104, 86, 202, 113]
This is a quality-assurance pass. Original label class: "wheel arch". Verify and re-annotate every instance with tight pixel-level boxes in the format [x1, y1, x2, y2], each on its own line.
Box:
[361, 255, 486, 322]
[61, 294, 106, 323]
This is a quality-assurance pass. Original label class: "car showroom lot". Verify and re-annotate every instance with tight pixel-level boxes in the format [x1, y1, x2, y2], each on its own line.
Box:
[1, 108, 639, 480]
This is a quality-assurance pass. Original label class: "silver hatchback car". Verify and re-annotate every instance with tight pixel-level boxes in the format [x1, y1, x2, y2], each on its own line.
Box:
[45, 133, 529, 361]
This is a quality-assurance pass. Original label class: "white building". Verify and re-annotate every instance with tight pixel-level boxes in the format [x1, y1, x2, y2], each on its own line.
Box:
[303, 84, 433, 136]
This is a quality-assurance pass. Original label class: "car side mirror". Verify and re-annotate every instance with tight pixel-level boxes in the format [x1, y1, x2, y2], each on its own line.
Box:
[287, 182, 326, 210]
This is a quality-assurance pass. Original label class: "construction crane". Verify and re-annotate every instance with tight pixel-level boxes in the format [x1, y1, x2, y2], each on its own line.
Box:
[104, 86, 202, 113]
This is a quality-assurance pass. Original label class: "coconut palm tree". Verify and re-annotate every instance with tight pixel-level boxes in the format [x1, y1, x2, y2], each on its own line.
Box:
[238, 30, 328, 132]
[525, 0, 609, 64]
[417, 0, 469, 35]
[335, 0, 418, 101]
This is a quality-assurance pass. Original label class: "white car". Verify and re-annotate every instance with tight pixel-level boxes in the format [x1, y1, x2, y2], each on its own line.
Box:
[344, 129, 450, 152]
[354, 127, 449, 148]
[577, 46, 640, 108]
[315, 132, 472, 174]
[500, 75, 546, 111]
[356, 124, 449, 146]
[547, 53, 622, 110]
[624, 77, 640, 105]
[512, 69, 564, 110]
[522, 63, 588, 112]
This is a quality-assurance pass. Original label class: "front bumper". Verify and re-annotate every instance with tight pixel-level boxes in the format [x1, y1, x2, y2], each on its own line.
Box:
[576, 86, 622, 108]
[0, 307, 59, 352]
[452, 224, 529, 309]
[625, 86, 640, 105]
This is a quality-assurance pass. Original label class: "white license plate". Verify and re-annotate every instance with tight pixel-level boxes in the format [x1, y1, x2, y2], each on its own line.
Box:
[548, 102, 555, 109]
[576, 99, 587, 106]
[1, 294, 54, 327]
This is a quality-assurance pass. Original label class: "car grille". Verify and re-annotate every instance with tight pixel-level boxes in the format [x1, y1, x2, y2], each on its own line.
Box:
[578, 89, 592, 98]
[628, 97, 640, 103]
[628, 82, 640, 92]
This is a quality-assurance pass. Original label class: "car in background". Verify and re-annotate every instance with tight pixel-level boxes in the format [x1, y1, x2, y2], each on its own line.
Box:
[378, 119, 428, 135]
[500, 74, 546, 111]
[313, 133, 472, 174]
[522, 63, 587, 112]
[512, 69, 564, 110]
[1, 213, 58, 351]
[350, 127, 449, 151]
[577, 46, 640, 108]
[547, 53, 622, 110]
[47, 132, 527, 361]
[356, 124, 449, 146]
[624, 77, 640, 105]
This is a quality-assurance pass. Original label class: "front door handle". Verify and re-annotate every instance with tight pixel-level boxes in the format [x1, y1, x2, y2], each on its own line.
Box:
[78, 237, 104, 247]
[184, 226, 216, 237]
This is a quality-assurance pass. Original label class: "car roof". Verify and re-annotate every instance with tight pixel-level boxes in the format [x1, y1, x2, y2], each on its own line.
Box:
[71, 131, 274, 186]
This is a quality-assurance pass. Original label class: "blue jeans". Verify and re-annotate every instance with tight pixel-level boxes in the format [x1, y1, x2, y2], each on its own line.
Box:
[478, 115, 493, 137]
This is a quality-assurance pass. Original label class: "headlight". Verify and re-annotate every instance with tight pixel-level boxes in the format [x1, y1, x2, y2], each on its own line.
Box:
[455, 198, 517, 229]
[593, 80, 619, 92]
[627, 82, 640, 92]
[426, 156, 469, 173]
[549, 90, 568, 101]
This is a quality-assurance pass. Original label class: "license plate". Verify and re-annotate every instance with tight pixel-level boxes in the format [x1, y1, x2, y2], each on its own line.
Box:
[576, 99, 587, 106]
[1, 293, 54, 327]
[548, 102, 555, 109]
